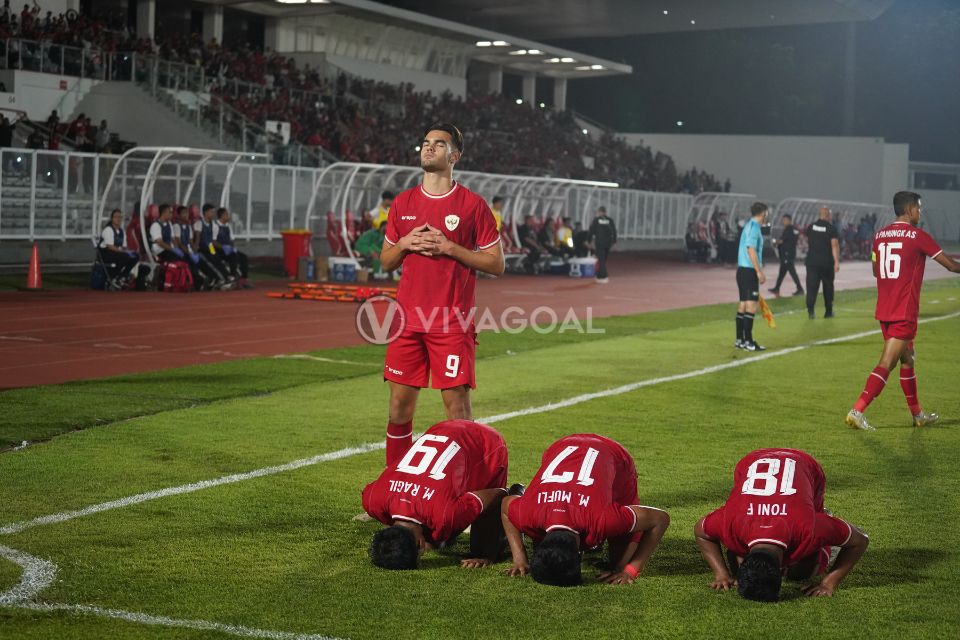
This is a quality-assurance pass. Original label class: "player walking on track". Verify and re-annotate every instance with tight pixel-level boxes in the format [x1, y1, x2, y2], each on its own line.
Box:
[845, 191, 960, 431]
[502, 434, 670, 587]
[362, 420, 509, 570]
[694, 448, 869, 601]
[379, 123, 505, 465]
[734, 202, 769, 351]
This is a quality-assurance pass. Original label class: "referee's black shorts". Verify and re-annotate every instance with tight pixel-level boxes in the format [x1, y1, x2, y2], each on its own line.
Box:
[736, 267, 760, 302]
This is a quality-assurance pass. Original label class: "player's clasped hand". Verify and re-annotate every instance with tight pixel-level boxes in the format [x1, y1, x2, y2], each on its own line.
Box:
[504, 561, 529, 577]
[400, 223, 439, 256]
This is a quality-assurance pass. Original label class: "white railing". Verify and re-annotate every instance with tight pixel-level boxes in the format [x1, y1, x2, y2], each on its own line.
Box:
[3, 148, 924, 250]
[0, 149, 697, 244]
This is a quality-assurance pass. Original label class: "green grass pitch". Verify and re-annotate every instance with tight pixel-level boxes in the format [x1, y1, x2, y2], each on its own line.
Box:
[2, 280, 960, 639]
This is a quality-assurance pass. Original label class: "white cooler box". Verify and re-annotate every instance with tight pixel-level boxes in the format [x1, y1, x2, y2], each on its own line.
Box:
[329, 257, 360, 282]
[568, 257, 597, 278]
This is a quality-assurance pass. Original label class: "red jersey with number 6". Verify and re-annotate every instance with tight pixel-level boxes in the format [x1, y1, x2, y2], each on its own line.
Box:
[384, 182, 500, 333]
[701, 449, 852, 566]
[507, 434, 642, 550]
[872, 221, 943, 322]
[361, 420, 507, 544]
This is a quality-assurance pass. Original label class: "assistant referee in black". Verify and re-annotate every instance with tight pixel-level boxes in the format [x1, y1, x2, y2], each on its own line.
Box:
[804, 206, 840, 319]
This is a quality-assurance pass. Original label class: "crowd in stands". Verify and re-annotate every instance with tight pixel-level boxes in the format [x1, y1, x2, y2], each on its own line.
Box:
[1, 3, 726, 194]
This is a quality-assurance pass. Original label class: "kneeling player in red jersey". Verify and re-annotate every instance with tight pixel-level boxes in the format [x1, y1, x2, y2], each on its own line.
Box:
[694, 448, 869, 601]
[502, 434, 670, 587]
[845, 191, 960, 431]
[362, 420, 509, 570]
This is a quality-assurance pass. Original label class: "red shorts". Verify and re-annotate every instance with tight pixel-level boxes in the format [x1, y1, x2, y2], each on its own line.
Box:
[880, 320, 917, 342]
[384, 330, 477, 389]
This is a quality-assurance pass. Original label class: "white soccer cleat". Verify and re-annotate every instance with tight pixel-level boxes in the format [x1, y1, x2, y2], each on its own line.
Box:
[912, 411, 939, 428]
[845, 410, 875, 431]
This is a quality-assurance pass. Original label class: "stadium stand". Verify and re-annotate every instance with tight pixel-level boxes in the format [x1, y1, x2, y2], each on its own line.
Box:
[0, 6, 723, 195]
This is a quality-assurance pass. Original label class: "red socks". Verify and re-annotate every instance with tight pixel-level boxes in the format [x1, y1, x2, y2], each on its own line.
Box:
[386, 421, 413, 466]
[854, 366, 889, 412]
[899, 367, 921, 415]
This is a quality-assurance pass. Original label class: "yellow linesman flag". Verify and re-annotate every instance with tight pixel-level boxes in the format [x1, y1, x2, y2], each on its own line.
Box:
[759, 295, 777, 329]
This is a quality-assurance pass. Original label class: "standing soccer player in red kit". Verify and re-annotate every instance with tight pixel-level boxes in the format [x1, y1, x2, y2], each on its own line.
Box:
[379, 123, 504, 465]
[694, 448, 869, 602]
[845, 191, 960, 431]
[362, 419, 508, 570]
[501, 434, 670, 587]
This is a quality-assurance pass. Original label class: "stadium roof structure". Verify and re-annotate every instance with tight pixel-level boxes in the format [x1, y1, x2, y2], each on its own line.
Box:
[192, 0, 632, 79]
[371, 0, 896, 39]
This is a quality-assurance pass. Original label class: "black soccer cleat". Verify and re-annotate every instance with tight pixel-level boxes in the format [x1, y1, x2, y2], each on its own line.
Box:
[508, 483, 526, 497]
[744, 341, 766, 352]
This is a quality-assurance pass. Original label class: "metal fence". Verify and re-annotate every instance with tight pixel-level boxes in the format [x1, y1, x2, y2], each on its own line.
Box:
[0, 149, 697, 245]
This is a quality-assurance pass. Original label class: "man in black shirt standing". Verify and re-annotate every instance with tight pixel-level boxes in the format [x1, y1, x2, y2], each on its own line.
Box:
[589, 206, 617, 283]
[768, 214, 803, 296]
[804, 207, 841, 319]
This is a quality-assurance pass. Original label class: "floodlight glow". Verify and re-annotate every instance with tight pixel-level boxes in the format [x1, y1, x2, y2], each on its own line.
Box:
[545, 58, 561, 63]
[539, 102, 545, 108]
[492, 40, 509, 46]
[509, 50, 528, 55]
[560, 57, 575, 63]
[516, 98, 523, 104]
[476, 41, 492, 47]
[663, 10, 669, 15]
[527, 49, 542, 55]
[676, 121, 684, 127]
[582, 128, 589, 135]
[590, 64, 604, 70]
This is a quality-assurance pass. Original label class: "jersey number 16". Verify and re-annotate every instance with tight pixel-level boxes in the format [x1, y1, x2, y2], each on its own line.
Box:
[877, 242, 902, 280]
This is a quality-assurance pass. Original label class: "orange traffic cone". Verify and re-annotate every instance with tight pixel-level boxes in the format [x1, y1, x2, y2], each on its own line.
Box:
[26, 243, 42, 291]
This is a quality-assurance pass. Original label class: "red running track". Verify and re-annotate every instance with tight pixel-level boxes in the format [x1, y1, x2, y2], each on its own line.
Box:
[0, 252, 955, 389]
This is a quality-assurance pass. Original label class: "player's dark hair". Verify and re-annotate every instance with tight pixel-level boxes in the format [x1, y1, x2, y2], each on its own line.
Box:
[893, 191, 921, 217]
[492, 196, 503, 205]
[202, 203, 215, 214]
[369, 525, 419, 570]
[750, 202, 768, 217]
[781, 214, 792, 222]
[737, 550, 782, 602]
[381, 190, 394, 200]
[177, 205, 188, 216]
[530, 530, 582, 587]
[217, 207, 229, 219]
[159, 203, 171, 215]
[423, 122, 463, 153]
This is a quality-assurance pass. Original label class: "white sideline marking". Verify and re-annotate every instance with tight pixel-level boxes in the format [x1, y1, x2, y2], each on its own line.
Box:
[0, 545, 56, 604]
[15, 602, 345, 640]
[272, 354, 378, 366]
[0, 442, 385, 536]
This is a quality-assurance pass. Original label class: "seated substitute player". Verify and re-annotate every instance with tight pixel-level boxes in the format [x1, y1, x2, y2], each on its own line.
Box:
[362, 419, 509, 570]
[502, 434, 670, 587]
[378, 123, 504, 466]
[845, 191, 960, 431]
[694, 448, 869, 601]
